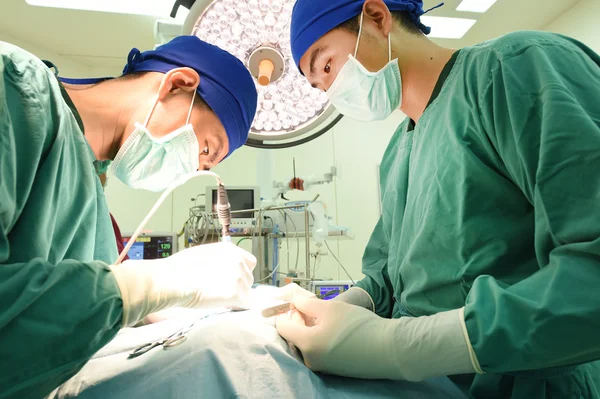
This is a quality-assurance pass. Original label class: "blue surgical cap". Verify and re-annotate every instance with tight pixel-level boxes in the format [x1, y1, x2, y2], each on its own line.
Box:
[291, 0, 433, 70]
[62, 36, 257, 157]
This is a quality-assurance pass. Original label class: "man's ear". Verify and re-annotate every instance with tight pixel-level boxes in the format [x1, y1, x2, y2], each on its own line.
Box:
[157, 67, 201, 101]
[362, 0, 394, 38]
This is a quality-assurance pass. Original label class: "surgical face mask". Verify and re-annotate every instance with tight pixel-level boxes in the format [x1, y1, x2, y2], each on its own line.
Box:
[111, 91, 200, 192]
[326, 13, 402, 121]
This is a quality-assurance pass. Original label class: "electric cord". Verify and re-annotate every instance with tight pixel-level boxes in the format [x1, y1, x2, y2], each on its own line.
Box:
[116, 171, 225, 265]
[279, 209, 300, 272]
[324, 241, 355, 284]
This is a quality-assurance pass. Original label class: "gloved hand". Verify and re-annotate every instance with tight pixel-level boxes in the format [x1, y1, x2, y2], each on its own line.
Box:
[333, 287, 375, 312]
[275, 283, 316, 301]
[110, 242, 256, 327]
[276, 298, 482, 381]
[273, 283, 317, 326]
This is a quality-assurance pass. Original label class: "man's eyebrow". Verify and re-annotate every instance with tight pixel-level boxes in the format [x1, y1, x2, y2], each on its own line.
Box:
[209, 136, 224, 166]
[310, 46, 328, 76]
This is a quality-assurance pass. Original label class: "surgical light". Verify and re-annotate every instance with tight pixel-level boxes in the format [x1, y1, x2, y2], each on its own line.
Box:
[420, 16, 477, 39]
[180, 0, 342, 149]
[456, 0, 499, 13]
[25, 0, 189, 20]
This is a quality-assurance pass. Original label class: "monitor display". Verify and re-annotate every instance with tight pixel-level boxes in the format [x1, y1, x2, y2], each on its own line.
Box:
[211, 189, 255, 219]
[317, 285, 350, 300]
[122, 235, 175, 260]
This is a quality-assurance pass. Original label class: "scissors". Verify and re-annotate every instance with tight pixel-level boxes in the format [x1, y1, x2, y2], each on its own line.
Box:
[129, 322, 195, 358]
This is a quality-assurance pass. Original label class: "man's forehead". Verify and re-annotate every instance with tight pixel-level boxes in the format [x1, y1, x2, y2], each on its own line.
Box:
[300, 30, 338, 74]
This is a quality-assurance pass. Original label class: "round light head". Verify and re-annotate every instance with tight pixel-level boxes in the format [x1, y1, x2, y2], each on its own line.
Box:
[183, 0, 341, 144]
[248, 47, 285, 86]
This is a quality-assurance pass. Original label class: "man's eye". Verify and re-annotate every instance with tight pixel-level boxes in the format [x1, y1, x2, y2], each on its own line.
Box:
[324, 62, 331, 73]
[202, 145, 209, 155]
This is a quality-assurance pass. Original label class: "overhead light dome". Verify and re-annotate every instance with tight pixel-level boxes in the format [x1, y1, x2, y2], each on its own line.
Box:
[180, 0, 343, 149]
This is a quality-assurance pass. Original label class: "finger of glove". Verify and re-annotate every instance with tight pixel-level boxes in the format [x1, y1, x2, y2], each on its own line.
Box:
[216, 245, 256, 283]
[275, 283, 316, 302]
[290, 308, 319, 328]
[276, 311, 311, 345]
[191, 243, 256, 273]
[234, 270, 254, 301]
[231, 290, 252, 310]
[227, 244, 258, 272]
[238, 257, 255, 286]
[236, 247, 258, 271]
[290, 297, 325, 318]
[290, 308, 306, 325]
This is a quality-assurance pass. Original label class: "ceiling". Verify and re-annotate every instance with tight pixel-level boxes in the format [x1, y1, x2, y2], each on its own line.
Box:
[423, 0, 581, 47]
[0, 0, 582, 74]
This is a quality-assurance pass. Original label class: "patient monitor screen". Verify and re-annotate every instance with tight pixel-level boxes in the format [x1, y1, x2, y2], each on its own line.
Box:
[212, 189, 255, 219]
[316, 285, 351, 300]
[123, 236, 174, 260]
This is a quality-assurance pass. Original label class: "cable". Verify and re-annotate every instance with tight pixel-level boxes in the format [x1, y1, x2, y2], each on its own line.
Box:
[236, 237, 251, 246]
[312, 254, 320, 278]
[277, 210, 291, 272]
[257, 206, 291, 284]
[192, 193, 205, 207]
[263, 216, 274, 228]
[255, 208, 265, 276]
[202, 214, 211, 244]
[257, 262, 281, 283]
[279, 210, 300, 271]
[115, 170, 223, 265]
[283, 210, 300, 270]
[182, 205, 215, 247]
[324, 241, 355, 284]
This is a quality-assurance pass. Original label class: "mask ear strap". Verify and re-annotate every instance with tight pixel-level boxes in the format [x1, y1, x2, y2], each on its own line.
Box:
[186, 90, 197, 125]
[143, 95, 160, 128]
[388, 32, 392, 61]
[354, 12, 365, 57]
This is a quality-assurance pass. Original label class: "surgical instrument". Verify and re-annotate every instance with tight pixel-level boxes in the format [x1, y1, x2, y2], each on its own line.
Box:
[262, 302, 295, 318]
[260, 290, 340, 318]
[129, 322, 195, 358]
[216, 183, 232, 242]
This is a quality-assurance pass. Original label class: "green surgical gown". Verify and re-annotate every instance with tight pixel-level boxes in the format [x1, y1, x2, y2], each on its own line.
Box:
[0, 42, 123, 398]
[357, 31, 600, 397]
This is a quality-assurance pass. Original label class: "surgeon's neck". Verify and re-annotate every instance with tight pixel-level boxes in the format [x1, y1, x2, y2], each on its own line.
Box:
[63, 77, 160, 161]
[394, 33, 455, 124]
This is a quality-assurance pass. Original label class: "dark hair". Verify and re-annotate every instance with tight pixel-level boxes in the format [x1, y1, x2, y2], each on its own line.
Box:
[338, 10, 422, 36]
[118, 71, 149, 80]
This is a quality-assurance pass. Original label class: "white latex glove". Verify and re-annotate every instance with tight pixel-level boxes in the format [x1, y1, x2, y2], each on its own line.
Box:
[272, 283, 318, 326]
[110, 242, 256, 327]
[276, 298, 482, 382]
[333, 287, 375, 312]
[275, 283, 317, 301]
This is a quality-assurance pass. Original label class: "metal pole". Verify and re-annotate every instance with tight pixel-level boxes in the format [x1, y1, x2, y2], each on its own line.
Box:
[210, 203, 310, 217]
[305, 207, 310, 283]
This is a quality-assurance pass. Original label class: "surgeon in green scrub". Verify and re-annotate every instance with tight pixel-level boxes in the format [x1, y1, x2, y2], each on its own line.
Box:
[0, 36, 258, 398]
[275, 0, 600, 397]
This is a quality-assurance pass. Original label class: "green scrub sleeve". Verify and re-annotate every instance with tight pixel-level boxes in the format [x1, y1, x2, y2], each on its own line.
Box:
[355, 217, 395, 318]
[0, 52, 124, 396]
[0, 260, 123, 398]
[465, 37, 600, 372]
[0, 150, 124, 396]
